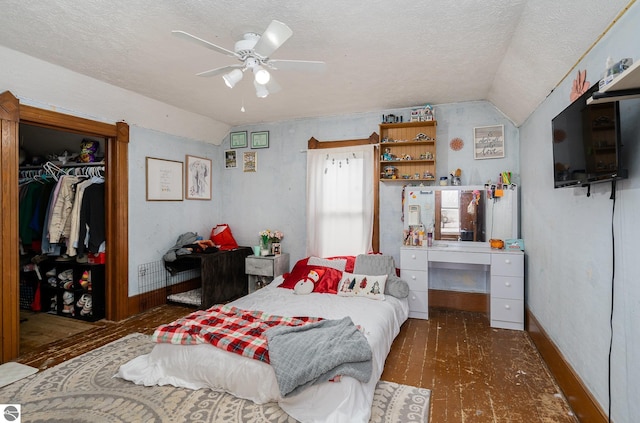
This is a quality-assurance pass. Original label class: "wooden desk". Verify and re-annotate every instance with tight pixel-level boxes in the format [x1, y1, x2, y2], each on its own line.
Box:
[166, 247, 252, 308]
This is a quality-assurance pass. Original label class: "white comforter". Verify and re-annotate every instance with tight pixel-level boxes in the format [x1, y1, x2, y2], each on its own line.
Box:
[116, 276, 409, 423]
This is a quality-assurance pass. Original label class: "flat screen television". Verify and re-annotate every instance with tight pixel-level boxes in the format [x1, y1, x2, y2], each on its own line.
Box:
[552, 83, 628, 188]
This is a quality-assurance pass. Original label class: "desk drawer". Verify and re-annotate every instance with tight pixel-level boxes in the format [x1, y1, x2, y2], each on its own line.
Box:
[401, 269, 427, 292]
[408, 289, 429, 314]
[490, 297, 524, 323]
[491, 253, 524, 277]
[401, 249, 428, 271]
[245, 258, 274, 276]
[429, 250, 490, 265]
[491, 276, 524, 300]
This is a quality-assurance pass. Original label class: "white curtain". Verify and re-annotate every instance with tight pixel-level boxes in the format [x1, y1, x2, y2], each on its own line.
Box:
[306, 144, 374, 257]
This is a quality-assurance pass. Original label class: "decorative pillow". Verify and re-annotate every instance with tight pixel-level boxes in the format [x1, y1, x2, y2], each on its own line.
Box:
[337, 272, 387, 300]
[307, 256, 347, 271]
[353, 254, 409, 299]
[280, 263, 343, 294]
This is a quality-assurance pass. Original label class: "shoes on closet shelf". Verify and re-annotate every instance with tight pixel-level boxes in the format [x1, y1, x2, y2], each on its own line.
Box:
[46, 267, 57, 277]
[79, 271, 90, 289]
[80, 295, 92, 317]
[63, 280, 74, 290]
[55, 254, 73, 262]
[48, 277, 57, 287]
[62, 291, 74, 305]
[31, 254, 48, 264]
[57, 269, 73, 281]
[76, 293, 89, 308]
[76, 254, 88, 264]
[50, 295, 57, 312]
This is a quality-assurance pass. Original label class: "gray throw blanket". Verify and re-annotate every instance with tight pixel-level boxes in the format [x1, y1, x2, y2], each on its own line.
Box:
[265, 316, 372, 397]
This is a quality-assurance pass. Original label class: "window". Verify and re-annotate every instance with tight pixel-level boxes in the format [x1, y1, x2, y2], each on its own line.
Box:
[306, 145, 374, 257]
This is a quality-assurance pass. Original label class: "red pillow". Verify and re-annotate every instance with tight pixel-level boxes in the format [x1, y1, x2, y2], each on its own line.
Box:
[327, 255, 356, 272]
[280, 262, 343, 294]
[280, 265, 327, 289]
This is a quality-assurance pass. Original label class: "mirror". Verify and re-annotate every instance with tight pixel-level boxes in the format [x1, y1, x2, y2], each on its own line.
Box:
[403, 185, 518, 244]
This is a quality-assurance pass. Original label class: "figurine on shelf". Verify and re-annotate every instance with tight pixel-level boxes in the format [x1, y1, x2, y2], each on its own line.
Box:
[382, 147, 393, 161]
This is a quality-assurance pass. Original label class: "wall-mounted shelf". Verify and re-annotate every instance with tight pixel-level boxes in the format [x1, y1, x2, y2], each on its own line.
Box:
[587, 60, 640, 104]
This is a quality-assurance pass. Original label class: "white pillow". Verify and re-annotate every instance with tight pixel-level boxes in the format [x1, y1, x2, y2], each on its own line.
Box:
[307, 256, 347, 272]
[337, 272, 387, 300]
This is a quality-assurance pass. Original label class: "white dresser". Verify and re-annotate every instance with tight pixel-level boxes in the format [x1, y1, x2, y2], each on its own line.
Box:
[400, 248, 429, 320]
[400, 243, 524, 330]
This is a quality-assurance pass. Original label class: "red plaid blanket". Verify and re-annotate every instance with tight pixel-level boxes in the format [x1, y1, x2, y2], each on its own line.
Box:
[152, 304, 323, 363]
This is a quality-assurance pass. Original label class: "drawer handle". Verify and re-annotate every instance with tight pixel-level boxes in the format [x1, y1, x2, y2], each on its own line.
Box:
[505, 259, 511, 264]
[411, 275, 416, 280]
[504, 304, 511, 310]
[505, 282, 511, 287]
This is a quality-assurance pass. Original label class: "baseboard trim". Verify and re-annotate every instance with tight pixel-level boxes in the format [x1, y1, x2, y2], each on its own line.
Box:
[127, 278, 200, 316]
[526, 309, 607, 423]
[429, 289, 488, 313]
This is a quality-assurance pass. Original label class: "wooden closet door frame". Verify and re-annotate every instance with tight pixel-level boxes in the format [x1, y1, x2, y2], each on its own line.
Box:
[0, 91, 130, 363]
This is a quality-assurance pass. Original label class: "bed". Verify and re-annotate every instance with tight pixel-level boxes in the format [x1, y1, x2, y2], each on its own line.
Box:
[117, 255, 409, 423]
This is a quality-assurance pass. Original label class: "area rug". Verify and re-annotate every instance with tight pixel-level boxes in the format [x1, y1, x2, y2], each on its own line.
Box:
[0, 333, 430, 423]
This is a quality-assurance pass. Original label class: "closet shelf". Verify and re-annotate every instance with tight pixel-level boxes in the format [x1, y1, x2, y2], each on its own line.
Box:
[19, 161, 105, 170]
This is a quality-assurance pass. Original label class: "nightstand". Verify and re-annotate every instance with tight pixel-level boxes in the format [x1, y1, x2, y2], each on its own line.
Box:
[245, 253, 290, 293]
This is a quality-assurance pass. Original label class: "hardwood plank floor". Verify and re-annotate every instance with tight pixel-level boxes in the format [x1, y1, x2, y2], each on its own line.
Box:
[16, 305, 577, 422]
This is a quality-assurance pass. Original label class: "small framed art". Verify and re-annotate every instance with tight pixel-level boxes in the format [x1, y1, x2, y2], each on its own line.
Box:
[230, 131, 248, 149]
[146, 157, 183, 201]
[185, 155, 212, 200]
[473, 125, 504, 160]
[225, 150, 237, 169]
[243, 151, 257, 172]
[251, 131, 269, 149]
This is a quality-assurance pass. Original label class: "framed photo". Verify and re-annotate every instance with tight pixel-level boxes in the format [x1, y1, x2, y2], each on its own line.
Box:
[473, 125, 505, 159]
[251, 131, 269, 149]
[230, 131, 248, 149]
[185, 155, 212, 200]
[225, 150, 237, 169]
[243, 151, 257, 172]
[146, 157, 183, 201]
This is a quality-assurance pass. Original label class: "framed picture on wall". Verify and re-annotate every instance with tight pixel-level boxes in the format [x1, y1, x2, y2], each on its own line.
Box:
[230, 131, 248, 149]
[146, 157, 183, 201]
[251, 131, 269, 149]
[225, 150, 237, 169]
[243, 151, 257, 172]
[473, 125, 504, 159]
[185, 155, 212, 200]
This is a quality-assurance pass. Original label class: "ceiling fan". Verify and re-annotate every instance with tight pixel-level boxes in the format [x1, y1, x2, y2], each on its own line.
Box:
[173, 20, 326, 98]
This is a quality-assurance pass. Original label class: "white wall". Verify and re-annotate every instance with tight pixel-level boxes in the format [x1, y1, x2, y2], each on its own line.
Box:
[219, 102, 518, 268]
[519, 3, 640, 421]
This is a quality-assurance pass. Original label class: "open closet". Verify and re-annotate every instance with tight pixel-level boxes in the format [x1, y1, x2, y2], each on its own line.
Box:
[18, 126, 108, 352]
[0, 91, 130, 363]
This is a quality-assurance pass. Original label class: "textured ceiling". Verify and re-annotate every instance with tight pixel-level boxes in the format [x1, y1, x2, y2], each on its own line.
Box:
[0, 0, 631, 127]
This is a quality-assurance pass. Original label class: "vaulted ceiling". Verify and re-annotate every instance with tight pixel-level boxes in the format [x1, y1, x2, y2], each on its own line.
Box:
[0, 0, 632, 127]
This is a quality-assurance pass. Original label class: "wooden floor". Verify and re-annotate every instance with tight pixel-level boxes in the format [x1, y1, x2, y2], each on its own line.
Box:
[16, 306, 577, 422]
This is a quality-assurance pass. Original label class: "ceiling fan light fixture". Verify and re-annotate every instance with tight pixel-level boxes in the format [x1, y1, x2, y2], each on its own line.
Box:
[254, 80, 269, 98]
[253, 66, 271, 85]
[223, 69, 243, 88]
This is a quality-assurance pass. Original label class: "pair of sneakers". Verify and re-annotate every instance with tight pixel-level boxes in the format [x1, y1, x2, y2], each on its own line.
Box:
[76, 294, 92, 317]
[57, 269, 74, 289]
[62, 291, 74, 315]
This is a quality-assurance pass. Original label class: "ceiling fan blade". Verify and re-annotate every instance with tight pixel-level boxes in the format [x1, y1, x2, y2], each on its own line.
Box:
[172, 30, 239, 58]
[253, 20, 293, 58]
[267, 59, 326, 72]
[196, 64, 243, 77]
